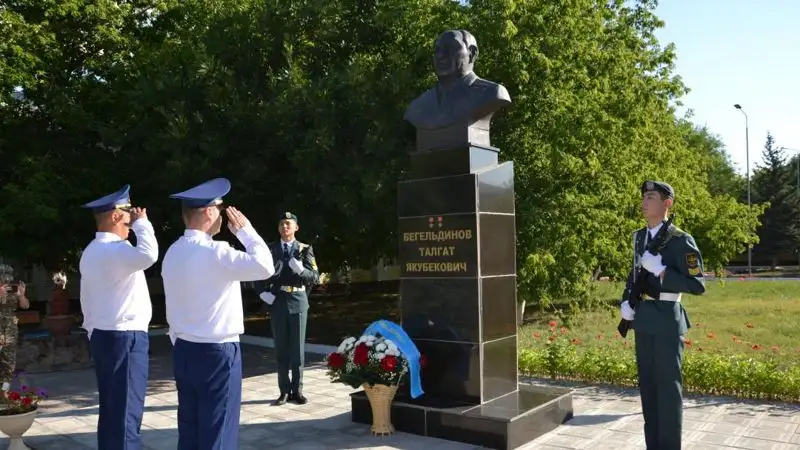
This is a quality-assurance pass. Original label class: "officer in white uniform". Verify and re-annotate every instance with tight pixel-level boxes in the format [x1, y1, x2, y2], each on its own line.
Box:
[79, 184, 158, 450]
[161, 178, 275, 449]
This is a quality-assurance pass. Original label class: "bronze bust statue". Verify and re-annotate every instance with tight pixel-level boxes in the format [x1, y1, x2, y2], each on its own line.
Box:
[404, 30, 512, 151]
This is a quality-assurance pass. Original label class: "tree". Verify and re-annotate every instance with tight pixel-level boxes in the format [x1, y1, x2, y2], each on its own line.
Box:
[0, 0, 173, 270]
[0, 0, 764, 306]
[750, 133, 800, 266]
[678, 117, 745, 199]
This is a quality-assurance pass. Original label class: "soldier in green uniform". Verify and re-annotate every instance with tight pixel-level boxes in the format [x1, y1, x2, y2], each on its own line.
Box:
[620, 181, 706, 450]
[0, 264, 30, 383]
[256, 212, 319, 405]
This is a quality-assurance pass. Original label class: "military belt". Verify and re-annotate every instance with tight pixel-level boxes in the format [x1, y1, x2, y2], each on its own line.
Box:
[644, 293, 681, 302]
[280, 285, 305, 293]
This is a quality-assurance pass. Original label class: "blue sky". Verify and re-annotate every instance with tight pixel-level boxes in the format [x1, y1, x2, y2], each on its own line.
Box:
[654, 0, 800, 174]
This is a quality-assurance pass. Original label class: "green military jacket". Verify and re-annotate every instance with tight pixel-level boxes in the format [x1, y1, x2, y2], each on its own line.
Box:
[622, 222, 706, 336]
[256, 240, 320, 315]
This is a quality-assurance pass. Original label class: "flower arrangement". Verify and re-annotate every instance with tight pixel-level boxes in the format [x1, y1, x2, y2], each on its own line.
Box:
[326, 334, 410, 389]
[0, 371, 47, 416]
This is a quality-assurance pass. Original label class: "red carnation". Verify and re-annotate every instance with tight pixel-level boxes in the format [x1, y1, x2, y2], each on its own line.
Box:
[381, 355, 398, 372]
[23, 397, 32, 406]
[327, 352, 345, 369]
[8, 392, 20, 401]
[353, 343, 369, 366]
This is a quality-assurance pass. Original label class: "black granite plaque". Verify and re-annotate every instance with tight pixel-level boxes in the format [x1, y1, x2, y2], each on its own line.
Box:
[481, 275, 517, 341]
[479, 213, 517, 276]
[399, 214, 478, 278]
[401, 278, 480, 342]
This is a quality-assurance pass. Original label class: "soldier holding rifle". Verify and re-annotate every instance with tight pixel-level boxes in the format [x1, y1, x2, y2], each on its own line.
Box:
[619, 180, 706, 450]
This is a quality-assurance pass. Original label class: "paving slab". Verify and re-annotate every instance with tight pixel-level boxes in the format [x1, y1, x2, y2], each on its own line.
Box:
[1, 336, 798, 449]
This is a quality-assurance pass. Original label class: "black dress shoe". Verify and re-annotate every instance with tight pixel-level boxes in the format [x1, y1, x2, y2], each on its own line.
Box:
[289, 393, 308, 405]
[275, 393, 288, 405]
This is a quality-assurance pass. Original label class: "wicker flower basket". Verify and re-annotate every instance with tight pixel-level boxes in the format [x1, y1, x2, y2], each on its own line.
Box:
[362, 382, 399, 436]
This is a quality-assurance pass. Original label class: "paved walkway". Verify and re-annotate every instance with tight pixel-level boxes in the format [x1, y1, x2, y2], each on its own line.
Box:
[4, 336, 800, 449]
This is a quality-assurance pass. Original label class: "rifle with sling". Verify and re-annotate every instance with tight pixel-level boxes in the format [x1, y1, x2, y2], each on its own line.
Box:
[617, 215, 675, 338]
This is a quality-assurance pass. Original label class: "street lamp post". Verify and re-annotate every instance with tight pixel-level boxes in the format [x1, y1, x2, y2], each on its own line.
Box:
[734, 104, 751, 277]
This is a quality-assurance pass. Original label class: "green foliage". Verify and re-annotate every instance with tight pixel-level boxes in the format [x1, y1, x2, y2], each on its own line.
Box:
[751, 133, 800, 264]
[0, 0, 763, 306]
[519, 280, 800, 402]
[678, 118, 745, 199]
[520, 323, 800, 402]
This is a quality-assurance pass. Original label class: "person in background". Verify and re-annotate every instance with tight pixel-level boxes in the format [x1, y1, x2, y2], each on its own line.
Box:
[162, 177, 275, 449]
[0, 264, 30, 384]
[256, 212, 319, 406]
[79, 184, 158, 450]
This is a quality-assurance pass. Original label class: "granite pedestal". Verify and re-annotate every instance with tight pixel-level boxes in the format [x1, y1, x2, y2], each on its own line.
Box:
[351, 144, 574, 449]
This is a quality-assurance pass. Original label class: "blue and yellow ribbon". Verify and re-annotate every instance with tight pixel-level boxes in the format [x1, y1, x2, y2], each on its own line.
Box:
[362, 319, 424, 399]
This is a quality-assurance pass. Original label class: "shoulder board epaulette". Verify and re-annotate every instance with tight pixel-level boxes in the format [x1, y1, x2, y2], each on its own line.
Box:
[667, 225, 687, 238]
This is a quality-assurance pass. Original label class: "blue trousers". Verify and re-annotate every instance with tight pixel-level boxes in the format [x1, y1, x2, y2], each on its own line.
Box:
[90, 330, 149, 450]
[173, 339, 242, 450]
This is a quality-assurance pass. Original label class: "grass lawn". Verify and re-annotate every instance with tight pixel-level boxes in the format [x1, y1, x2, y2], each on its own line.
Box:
[520, 279, 800, 366]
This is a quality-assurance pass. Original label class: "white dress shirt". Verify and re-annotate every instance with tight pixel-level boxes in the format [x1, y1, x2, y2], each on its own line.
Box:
[79, 218, 159, 339]
[647, 222, 663, 240]
[161, 224, 275, 345]
[280, 239, 295, 258]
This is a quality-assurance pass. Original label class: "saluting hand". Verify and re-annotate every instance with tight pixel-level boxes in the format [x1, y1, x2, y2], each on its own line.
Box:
[130, 207, 148, 223]
[226, 207, 251, 234]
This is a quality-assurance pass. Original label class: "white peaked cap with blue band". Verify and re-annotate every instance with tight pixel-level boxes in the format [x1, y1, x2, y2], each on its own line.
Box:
[169, 178, 231, 208]
[81, 185, 132, 213]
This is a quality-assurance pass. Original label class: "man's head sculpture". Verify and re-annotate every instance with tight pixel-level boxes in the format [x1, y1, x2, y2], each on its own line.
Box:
[433, 30, 479, 81]
[403, 30, 512, 151]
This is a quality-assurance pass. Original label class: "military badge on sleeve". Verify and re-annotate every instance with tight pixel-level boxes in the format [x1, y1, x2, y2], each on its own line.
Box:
[311, 257, 318, 271]
[686, 252, 700, 276]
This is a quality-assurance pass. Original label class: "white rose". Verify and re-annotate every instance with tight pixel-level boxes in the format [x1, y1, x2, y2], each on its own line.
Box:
[372, 352, 386, 361]
[386, 348, 400, 356]
[375, 342, 387, 351]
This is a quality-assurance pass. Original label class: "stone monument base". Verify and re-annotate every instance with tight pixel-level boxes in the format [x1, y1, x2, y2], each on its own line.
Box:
[17, 329, 92, 373]
[350, 384, 574, 450]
